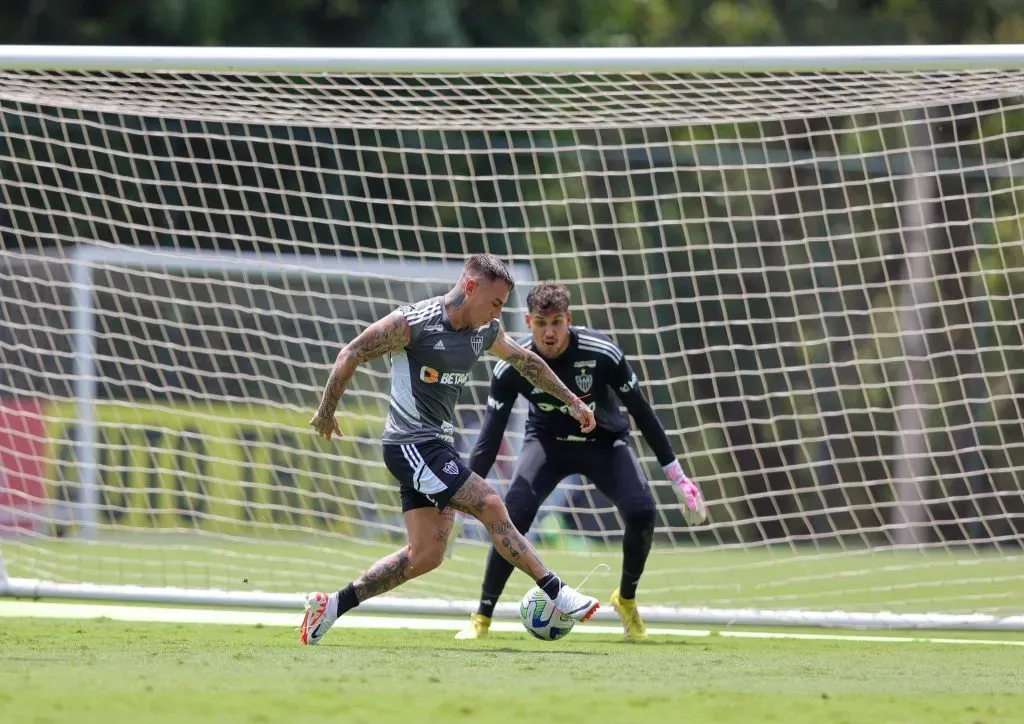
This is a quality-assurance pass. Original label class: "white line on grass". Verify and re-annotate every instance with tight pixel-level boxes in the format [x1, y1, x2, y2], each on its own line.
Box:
[2, 600, 1023, 647]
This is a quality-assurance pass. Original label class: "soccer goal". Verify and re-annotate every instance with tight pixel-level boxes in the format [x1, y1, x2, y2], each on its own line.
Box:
[1, 45, 1022, 630]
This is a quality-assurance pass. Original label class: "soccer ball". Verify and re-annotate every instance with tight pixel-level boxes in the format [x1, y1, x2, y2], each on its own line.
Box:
[519, 585, 575, 641]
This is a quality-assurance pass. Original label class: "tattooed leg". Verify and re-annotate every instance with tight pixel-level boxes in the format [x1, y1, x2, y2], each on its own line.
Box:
[351, 507, 453, 602]
[450, 475, 548, 580]
[352, 546, 412, 601]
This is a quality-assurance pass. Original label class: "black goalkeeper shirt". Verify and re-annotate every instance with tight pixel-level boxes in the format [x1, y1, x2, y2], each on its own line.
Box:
[468, 327, 676, 477]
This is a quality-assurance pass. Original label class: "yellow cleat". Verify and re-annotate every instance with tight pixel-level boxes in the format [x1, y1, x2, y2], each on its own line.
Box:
[610, 588, 648, 641]
[454, 613, 491, 640]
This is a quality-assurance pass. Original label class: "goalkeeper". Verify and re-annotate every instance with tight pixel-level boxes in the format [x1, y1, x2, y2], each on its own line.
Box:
[455, 283, 706, 641]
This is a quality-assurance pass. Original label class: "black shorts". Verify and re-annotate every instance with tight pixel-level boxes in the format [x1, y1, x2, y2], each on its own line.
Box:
[382, 439, 473, 512]
[503, 437, 656, 524]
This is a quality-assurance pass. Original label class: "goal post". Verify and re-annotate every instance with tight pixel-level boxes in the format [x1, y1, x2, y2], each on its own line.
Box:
[64, 246, 533, 540]
[1, 45, 1023, 630]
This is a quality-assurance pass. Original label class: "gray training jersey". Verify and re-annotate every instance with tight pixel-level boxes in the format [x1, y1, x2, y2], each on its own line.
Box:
[381, 296, 502, 446]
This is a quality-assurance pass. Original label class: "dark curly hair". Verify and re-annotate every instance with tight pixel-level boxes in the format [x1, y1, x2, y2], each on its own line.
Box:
[526, 283, 571, 316]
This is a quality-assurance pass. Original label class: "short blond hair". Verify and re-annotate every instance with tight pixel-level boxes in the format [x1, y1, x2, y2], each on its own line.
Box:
[464, 253, 515, 290]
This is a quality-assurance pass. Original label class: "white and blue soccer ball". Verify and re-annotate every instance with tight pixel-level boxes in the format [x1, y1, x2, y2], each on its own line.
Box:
[519, 585, 576, 641]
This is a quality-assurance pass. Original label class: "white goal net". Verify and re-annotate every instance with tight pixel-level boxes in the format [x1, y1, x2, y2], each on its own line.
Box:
[1, 47, 1022, 628]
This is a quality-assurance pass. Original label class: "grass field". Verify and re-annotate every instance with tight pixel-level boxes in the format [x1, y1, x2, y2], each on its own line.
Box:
[4, 533, 1023, 614]
[4, 529, 1022, 723]
[1, 614, 1023, 724]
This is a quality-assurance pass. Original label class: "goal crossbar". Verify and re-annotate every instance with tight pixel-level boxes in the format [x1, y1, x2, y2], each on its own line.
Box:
[3, 44, 1024, 73]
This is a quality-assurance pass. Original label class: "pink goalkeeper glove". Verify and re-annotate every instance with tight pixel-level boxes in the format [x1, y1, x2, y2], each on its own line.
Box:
[664, 460, 707, 525]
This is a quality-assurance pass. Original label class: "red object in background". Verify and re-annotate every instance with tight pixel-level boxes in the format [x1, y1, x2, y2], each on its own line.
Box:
[0, 399, 47, 532]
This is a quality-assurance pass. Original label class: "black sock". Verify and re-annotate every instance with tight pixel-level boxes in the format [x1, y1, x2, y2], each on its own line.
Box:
[619, 508, 655, 600]
[477, 590, 500, 619]
[477, 546, 516, 618]
[537, 572, 562, 601]
[336, 582, 359, 617]
[619, 572, 640, 600]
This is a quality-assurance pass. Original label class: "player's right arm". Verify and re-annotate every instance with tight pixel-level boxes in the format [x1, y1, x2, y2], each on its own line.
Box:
[309, 311, 411, 441]
[467, 366, 519, 478]
[488, 324, 596, 433]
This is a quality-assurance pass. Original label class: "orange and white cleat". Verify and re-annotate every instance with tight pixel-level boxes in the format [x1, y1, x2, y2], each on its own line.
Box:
[299, 591, 338, 645]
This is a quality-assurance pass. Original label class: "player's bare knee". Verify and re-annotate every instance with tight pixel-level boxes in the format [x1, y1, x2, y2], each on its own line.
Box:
[408, 543, 445, 575]
[474, 493, 508, 525]
[450, 475, 506, 522]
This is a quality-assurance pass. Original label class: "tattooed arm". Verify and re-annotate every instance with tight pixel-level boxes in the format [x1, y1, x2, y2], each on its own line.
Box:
[310, 311, 411, 441]
[489, 326, 596, 433]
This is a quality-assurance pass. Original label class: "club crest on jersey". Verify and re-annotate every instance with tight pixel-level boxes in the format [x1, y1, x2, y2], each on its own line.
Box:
[575, 370, 593, 393]
[442, 459, 459, 476]
[471, 333, 484, 356]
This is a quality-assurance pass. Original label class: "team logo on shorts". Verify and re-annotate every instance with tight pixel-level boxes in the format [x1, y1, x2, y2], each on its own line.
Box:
[575, 371, 593, 393]
[443, 459, 460, 476]
[471, 333, 484, 356]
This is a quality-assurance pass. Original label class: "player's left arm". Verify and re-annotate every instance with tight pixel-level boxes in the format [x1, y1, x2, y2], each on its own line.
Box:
[488, 324, 596, 433]
[614, 355, 708, 524]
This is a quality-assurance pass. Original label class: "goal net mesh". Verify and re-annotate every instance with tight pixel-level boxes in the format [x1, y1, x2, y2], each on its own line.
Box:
[1, 64, 1022, 619]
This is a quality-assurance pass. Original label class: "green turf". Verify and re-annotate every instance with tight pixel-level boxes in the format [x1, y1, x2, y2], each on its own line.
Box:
[0, 618, 1022, 724]
[4, 533, 1022, 614]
